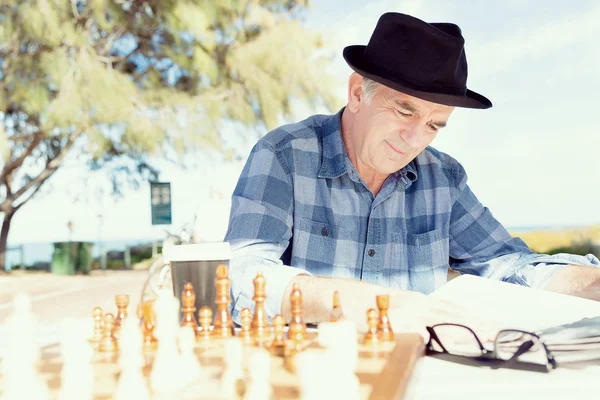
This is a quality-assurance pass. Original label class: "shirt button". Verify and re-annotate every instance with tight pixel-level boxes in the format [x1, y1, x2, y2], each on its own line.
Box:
[368, 249, 375, 257]
[321, 227, 329, 237]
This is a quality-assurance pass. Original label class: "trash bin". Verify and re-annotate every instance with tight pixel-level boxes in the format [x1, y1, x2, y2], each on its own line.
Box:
[51, 242, 77, 275]
[77, 242, 93, 274]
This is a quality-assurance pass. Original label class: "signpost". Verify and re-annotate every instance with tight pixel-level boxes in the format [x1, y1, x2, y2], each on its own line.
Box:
[150, 182, 172, 225]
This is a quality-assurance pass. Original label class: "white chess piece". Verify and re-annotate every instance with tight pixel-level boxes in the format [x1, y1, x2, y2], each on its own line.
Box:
[2, 293, 49, 400]
[295, 350, 332, 400]
[114, 319, 151, 400]
[58, 318, 94, 400]
[296, 346, 361, 400]
[317, 320, 359, 370]
[243, 348, 272, 400]
[220, 338, 244, 398]
[178, 326, 203, 386]
[317, 321, 361, 400]
[150, 289, 184, 395]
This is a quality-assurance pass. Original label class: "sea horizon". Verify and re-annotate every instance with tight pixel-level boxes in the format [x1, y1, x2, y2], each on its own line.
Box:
[4, 223, 598, 271]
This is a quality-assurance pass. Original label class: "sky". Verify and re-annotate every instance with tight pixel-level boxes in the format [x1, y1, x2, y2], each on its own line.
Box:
[6, 0, 600, 246]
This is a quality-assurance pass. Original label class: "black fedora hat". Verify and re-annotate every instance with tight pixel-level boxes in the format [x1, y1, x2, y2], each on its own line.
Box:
[343, 12, 492, 109]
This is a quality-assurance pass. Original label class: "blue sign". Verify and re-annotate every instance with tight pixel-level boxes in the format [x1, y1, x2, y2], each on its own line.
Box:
[150, 182, 172, 225]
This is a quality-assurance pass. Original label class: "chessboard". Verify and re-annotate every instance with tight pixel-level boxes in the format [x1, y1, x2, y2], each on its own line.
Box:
[0, 265, 425, 400]
[3, 331, 423, 400]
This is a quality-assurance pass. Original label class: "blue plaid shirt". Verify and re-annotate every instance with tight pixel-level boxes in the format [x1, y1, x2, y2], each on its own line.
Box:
[224, 108, 599, 321]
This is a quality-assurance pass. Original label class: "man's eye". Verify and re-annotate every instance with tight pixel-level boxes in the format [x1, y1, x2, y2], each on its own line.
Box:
[396, 110, 411, 117]
[428, 124, 439, 132]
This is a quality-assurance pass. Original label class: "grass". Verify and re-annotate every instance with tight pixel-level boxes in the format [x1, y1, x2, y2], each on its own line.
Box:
[510, 224, 600, 256]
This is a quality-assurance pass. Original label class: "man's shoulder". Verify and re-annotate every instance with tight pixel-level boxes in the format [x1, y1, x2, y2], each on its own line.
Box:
[258, 113, 332, 151]
[415, 146, 464, 183]
[418, 146, 461, 166]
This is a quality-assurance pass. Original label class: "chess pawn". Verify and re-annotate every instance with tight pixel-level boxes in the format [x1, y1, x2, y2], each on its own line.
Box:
[362, 308, 380, 346]
[288, 283, 307, 349]
[114, 294, 129, 338]
[251, 272, 270, 346]
[220, 338, 245, 398]
[239, 308, 253, 346]
[99, 313, 118, 352]
[269, 315, 286, 356]
[178, 326, 203, 386]
[376, 294, 394, 342]
[244, 348, 272, 400]
[197, 306, 213, 343]
[212, 264, 235, 338]
[141, 301, 158, 352]
[329, 291, 344, 322]
[180, 282, 199, 332]
[88, 307, 104, 350]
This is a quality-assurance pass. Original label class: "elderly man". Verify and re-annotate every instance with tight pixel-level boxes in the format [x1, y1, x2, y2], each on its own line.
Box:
[224, 12, 599, 333]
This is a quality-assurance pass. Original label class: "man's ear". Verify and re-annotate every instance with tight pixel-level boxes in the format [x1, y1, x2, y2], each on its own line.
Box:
[347, 73, 364, 113]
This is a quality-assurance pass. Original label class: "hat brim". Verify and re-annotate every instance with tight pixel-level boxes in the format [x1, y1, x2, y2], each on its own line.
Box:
[343, 45, 492, 109]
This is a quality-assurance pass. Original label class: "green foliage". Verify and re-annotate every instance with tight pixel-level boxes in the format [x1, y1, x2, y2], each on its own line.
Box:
[0, 0, 337, 199]
[0, 0, 339, 271]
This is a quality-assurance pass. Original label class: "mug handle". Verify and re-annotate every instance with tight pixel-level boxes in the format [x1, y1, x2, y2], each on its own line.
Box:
[140, 256, 171, 306]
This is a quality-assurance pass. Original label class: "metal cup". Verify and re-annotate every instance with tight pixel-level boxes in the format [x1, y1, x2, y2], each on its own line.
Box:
[162, 242, 232, 318]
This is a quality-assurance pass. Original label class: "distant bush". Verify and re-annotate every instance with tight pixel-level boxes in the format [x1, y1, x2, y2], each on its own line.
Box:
[542, 240, 600, 258]
[513, 225, 600, 254]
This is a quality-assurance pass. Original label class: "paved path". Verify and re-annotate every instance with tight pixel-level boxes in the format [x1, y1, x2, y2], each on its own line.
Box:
[0, 270, 150, 354]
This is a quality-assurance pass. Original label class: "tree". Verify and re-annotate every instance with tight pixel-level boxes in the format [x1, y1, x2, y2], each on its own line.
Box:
[0, 0, 339, 272]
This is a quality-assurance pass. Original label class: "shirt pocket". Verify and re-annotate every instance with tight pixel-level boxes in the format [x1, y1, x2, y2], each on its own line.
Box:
[293, 218, 358, 277]
[394, 228, 449, 272]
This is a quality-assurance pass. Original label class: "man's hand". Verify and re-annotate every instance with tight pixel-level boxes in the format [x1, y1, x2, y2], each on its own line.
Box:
[543, 264, 600, 301]
[386, 290, 498, 342]
[281, 275, 498, 342]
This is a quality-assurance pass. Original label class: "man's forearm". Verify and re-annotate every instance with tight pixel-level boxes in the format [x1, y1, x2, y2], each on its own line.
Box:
[543, 264, 600, 301]
[279, 274, 395, 324]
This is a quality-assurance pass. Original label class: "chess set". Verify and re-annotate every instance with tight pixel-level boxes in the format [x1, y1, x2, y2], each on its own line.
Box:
[0, 265, 425, 400]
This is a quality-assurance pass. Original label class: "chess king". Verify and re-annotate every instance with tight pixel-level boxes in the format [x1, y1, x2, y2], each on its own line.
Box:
[224, 12, 600, 334]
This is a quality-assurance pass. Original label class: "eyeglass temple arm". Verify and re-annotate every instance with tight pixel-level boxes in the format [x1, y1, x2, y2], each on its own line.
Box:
[426, 327, 449, 353]
[502, 340, 535, 366]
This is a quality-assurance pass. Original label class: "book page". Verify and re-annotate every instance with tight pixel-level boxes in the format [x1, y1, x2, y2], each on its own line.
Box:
[407, 275, 600, 400]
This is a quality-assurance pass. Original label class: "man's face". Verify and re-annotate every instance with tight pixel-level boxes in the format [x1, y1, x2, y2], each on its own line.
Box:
[349, 83, 454, 176]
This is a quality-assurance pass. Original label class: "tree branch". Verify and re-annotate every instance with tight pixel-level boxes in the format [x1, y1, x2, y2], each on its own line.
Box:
[0, 131, 44, 183]
[10, 131, 83, 204]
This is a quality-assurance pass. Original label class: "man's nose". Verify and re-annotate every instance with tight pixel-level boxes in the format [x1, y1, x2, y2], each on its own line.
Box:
[399, 121, 423, 148]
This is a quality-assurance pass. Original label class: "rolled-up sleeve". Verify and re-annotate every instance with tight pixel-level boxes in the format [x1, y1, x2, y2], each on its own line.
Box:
[448, 161, 599, 289]
[224, 140, 310, 324]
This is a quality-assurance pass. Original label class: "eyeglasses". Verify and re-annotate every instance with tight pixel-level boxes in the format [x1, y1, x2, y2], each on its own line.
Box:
[425, 323, 558, 373]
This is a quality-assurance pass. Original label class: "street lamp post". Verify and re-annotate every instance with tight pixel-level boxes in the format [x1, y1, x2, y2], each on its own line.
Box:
[97, 213, 106, 270]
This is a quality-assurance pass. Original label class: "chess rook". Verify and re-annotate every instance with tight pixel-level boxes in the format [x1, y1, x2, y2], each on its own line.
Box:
[288, 283, 307, 348]
[251, 272, 270, 346]
[376, 294, 394, 342]
[212, 264, 235, 338]
[180, 282, 199, 332]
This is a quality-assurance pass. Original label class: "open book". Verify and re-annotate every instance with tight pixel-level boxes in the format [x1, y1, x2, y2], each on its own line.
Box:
[496, 315, 600, 364]
[538, 316, 600, 363]
[430, 275, 600, 367]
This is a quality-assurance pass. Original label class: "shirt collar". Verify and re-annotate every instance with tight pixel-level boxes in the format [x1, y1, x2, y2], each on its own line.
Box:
[318, 108, 348, 179]
[317, 108, 419, 186]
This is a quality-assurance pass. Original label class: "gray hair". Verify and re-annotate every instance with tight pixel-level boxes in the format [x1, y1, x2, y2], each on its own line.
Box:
[361, 77, 381, 104]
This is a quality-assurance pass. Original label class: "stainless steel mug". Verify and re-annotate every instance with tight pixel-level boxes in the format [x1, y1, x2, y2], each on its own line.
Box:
[161, 242, 232, 318]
